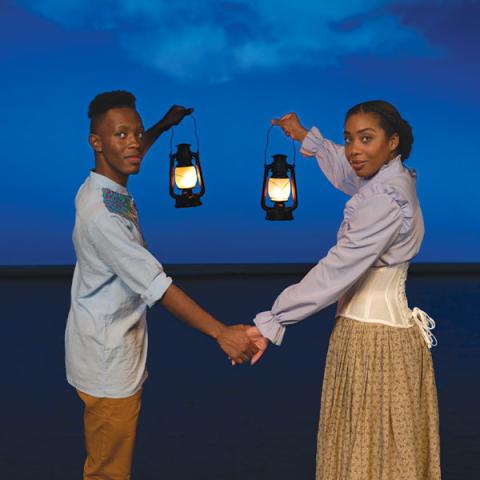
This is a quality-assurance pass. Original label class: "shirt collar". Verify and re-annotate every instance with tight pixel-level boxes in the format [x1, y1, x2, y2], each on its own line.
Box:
[88, 170, 129, 195]
[356, 155, 406, 190]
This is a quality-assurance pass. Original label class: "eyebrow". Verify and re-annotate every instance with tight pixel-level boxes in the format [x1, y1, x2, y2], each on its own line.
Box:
[344, 128, 376, 135]
[115, 124, 144, 130]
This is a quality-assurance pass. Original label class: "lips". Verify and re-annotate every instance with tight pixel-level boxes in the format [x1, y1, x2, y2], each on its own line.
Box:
[351, 161, 367, 171]
[125, 155, 142, 163]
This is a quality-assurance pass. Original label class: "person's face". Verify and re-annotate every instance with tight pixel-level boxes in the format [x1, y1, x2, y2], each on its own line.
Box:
[89, 107, 145, 186]
[343, 112, 399, 178]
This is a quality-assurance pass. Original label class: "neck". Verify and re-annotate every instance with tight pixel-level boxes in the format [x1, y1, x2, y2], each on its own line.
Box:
[94, 156, 128, 186]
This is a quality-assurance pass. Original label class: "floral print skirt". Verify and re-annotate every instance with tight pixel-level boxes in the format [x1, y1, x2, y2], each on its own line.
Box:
[316, 317, 441, 480]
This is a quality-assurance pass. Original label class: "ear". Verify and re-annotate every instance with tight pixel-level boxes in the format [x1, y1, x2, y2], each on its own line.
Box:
[89, 133, 102, 153]
[389, 133, 399, 152]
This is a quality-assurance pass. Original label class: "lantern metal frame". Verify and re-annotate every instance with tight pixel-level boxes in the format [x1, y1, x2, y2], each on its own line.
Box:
[261, 125, 298, 221]
[169, 116, 205, 208]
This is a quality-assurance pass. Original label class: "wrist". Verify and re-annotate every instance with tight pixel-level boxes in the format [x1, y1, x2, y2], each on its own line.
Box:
[211, 322, 226, 341]
[158, 120, 171, 132]
[295, 127, 308, 143]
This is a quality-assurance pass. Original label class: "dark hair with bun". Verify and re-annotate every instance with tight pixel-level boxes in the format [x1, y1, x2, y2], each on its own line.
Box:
[345, 100, 414, 160]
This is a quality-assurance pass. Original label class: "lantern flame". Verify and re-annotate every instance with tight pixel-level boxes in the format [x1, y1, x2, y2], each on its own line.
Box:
[175, 166, 198, 189]
[268, 177, 291, 202]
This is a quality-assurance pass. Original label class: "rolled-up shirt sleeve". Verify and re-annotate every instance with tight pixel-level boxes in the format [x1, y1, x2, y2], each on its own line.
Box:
[300, 127, 358, 196]
[254, 192, 404, 345]
[87, 214, 172, 307]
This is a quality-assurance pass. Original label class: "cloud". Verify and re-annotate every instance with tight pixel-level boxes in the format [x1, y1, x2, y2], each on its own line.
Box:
[17, 0, 447, 82]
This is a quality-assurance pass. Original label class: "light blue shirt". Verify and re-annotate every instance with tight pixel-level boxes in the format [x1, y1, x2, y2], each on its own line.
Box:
[65, 172, 172, 398]
[254, 127, 424, 345]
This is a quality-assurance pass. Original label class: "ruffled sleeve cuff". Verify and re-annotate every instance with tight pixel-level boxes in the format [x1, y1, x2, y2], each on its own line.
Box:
[300, 127, 324, 157]
[142, 272, 173, 308]
[253, 311, 286, 346]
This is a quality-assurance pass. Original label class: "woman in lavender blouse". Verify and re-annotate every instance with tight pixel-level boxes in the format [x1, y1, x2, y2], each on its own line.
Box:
[249, 101, 441, 479]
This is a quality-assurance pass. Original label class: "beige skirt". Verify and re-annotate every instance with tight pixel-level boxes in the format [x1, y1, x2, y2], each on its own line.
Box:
[316, 317, 441, 480]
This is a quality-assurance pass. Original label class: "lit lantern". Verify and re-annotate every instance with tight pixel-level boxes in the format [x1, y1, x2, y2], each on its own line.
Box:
[261, 153, 298, 220]
[169, 143, 205, 208]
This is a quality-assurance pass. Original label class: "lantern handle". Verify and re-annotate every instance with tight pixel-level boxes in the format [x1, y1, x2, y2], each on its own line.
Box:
[169, 114, 200, 154]
[264, 124, 297, 166]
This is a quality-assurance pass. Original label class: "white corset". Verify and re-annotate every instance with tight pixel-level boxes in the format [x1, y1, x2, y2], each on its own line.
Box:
[336, 263, 437, 348]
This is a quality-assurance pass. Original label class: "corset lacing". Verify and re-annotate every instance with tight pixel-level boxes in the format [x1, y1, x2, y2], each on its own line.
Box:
[411, 307, 438, 349]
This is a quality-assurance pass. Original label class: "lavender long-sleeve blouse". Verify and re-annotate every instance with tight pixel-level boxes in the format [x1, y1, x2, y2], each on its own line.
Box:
[253, 127, 424, 345]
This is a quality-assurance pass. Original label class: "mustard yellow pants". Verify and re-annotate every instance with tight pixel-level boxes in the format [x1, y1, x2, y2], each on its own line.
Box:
[77, 389, 142, 480]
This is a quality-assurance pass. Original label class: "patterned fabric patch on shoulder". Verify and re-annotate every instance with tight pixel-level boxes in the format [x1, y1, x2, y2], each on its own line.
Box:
[102, 188, 139, 227]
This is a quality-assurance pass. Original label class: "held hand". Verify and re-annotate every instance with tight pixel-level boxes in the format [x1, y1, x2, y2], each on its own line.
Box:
[271, 112, 308, 142]
[246, 326, 269, 365]
[231, 326, 269, 366]
[162, 105, 194, 130]
[216, 325, 259, 365]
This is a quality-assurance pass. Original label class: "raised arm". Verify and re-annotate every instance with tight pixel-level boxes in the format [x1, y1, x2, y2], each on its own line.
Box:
[300, 127, 358, 195]
[272, 112, 358, 195]
[143, 105, 194, 154]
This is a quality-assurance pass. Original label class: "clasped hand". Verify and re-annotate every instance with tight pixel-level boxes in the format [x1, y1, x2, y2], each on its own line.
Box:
[216, 325, 269, 366]
[162, 105, 194, 130]
[271, 112, 308, 143]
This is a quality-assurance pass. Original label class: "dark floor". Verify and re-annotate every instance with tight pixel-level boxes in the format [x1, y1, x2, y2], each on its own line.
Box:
[0, 272, 479, 479]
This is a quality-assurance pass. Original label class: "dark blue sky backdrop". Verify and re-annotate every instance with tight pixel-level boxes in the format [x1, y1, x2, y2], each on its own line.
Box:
[1, 0, 479, 265]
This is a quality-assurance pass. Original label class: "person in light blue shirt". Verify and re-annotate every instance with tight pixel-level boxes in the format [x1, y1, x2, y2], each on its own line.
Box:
[248, 101, 441, 479]
[65, 90, 258, 479]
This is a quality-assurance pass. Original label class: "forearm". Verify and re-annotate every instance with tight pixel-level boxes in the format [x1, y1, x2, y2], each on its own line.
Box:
[159, 283, 225, 339]
[254, 249, 372, 345]
[293, 126, 308, 142]
[143, 105, 194, 154]
[143, 120, 170, 153]
[300, 127, 357, 195]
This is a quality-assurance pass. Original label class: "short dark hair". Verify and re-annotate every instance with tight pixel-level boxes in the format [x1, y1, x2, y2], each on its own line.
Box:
[345, 100, 414, 161]
[88, 90, 137, 131]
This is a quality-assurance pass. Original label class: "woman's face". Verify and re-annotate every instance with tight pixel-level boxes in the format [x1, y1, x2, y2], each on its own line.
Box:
[344, 112, 399, 178]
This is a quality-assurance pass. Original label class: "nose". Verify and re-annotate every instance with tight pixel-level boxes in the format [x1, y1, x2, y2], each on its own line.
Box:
[127, 133, 141, 150]
[348, 138, 363, 157]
